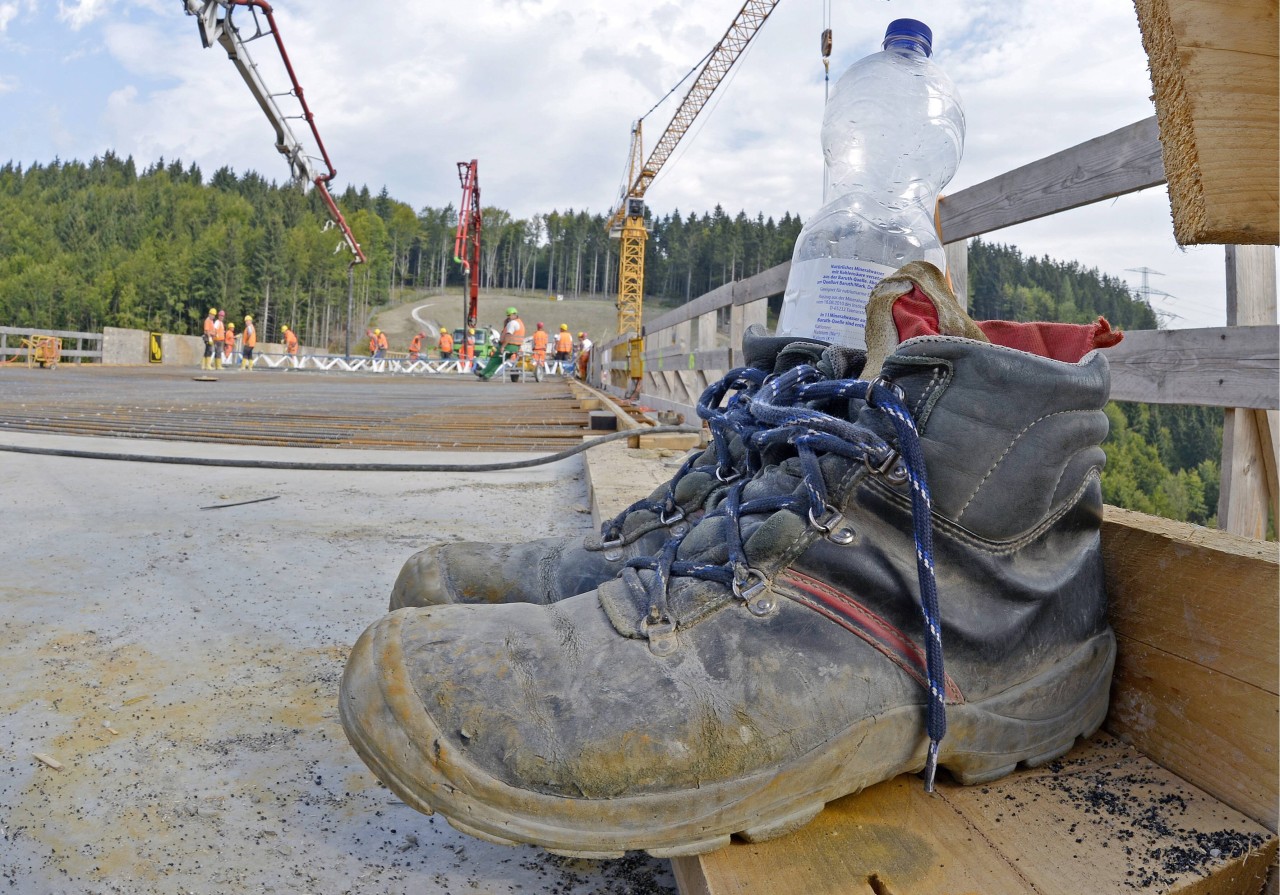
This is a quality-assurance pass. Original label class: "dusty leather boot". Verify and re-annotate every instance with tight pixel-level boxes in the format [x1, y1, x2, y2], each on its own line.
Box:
[341, 261, 1119, 858]
[388, 327, 836, 609]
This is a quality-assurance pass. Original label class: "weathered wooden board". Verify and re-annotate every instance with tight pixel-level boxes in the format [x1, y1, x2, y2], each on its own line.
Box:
[938, 117, 1166, 243]
[674, 734, 1277, 895]
[1106, 324, 1280, 410]
[1134, 0, 1279, 244]
[1101, 506, 1279, 831]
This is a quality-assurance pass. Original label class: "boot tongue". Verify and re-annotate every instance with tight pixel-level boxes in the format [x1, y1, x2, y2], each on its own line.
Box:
[863, 261, 988, 380]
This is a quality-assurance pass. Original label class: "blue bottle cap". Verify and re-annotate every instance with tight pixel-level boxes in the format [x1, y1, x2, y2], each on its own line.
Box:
[883, 18, 932, 56]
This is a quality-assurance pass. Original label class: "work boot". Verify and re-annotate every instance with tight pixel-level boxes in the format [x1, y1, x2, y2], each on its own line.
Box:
[388, 326, 835, 609]
[340, 262, 1121, 858]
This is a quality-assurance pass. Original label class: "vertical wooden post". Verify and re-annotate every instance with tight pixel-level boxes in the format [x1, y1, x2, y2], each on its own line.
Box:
[1219, 245, 1278, 537]
[944, 240, 969, 309]
[728, 295, 768, 368]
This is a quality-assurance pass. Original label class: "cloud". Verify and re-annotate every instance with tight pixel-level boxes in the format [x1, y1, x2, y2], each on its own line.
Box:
[57, 0, 110, 30]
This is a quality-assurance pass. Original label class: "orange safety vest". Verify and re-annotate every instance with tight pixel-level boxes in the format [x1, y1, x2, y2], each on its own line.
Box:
[283, 330, 298, 354]
[213, 319, 225, 342]
[409, 334, 423, 353]
[438, 332, 454, 353]
[224, 329, 236, 349]
[503, 318, 525, 347]
[203, 316, 216, 339]
[532, 330, 549, 352]
[461, 335, 475, 360]
[554, 331, 573, 353]
[376, 332, 389, 351]
[244, 324, 256, 348]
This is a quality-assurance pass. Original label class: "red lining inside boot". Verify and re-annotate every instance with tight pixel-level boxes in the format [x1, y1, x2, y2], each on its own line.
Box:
[890, 286, 1123, 363]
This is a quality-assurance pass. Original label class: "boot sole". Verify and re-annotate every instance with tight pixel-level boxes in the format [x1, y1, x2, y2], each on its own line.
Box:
[339, 613, 1115, 859]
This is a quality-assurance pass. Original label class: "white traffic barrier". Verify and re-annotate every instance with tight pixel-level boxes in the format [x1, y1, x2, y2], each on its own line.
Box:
[250, 353, 561, 378]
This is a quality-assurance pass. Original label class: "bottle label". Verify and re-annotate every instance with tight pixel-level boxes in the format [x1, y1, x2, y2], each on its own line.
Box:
[778, 258, 897, 349]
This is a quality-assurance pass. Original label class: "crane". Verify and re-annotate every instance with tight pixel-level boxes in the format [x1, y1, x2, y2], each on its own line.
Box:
[453, 160, 482, 334]
[607, 0, 782, 348]
[182, 0, 366, 266]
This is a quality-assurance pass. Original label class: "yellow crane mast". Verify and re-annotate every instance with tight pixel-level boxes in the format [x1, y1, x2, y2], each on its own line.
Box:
[608, 0, 782, 349]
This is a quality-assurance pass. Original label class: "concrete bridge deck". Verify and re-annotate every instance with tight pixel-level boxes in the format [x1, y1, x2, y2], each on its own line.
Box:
[0, 364, 682, 894]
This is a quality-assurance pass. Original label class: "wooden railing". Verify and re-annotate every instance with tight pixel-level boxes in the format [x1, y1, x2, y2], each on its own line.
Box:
[0, 326, 104, 364]
[591, 116, 1279, 537]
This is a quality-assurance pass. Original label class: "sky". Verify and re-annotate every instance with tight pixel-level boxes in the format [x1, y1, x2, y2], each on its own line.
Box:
[1, 0, 1273, 330]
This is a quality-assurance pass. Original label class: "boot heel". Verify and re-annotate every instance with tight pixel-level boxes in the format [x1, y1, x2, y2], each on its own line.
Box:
[941, 630, 1115, 786]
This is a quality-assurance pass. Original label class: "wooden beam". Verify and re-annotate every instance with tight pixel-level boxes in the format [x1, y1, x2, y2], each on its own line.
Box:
[1106, 324, 1279, 409]
[938, 118, 1166, 242]
[1134, 0, 1280, 244]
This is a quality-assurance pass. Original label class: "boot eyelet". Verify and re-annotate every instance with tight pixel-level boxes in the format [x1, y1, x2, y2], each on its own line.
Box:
[885, 460, 909, 486]
[732, 568, 773, 617]
[659, 507, 686, 526]
[716, 467, 742, 483]
[668, 522, 689, 538]
[809, 506, 857, 546]
[604, 548, 624, 562]
[640, 617, 679, 657]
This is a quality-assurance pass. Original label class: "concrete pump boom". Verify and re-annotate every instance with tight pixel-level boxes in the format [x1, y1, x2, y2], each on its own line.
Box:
[182, 0, 366, 264]
[453, 160, 482, 331]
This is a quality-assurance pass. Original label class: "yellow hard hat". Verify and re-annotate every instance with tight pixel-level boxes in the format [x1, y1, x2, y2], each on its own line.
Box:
[375, 329, 381, 334]
[208, 308, 217, 315]
[244, 315, 253, 322]
[227, 322, 235, 329]
[281, 325, 289, 331]
[559, 324, 568, 331]
[467, 328, 475, 334]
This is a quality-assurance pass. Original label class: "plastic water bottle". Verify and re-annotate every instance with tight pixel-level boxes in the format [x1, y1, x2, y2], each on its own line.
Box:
[777, 19, 965, 348]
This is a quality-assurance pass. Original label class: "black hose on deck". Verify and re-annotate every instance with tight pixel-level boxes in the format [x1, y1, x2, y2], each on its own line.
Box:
[0, 425, 703, 473]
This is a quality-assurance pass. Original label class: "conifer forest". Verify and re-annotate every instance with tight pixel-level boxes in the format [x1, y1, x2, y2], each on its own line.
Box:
[0, 153, 1224, 527]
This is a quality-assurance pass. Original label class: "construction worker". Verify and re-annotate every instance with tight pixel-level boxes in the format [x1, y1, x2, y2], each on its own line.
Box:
[553, 323, 573, 374]
[241, 315, 256, 369]
[460, 328, 476, 371]
[223, 322, 237, 367]
[374, 329, 388, 359]
[212, 310, 226, 368]
[367, 329, 378, 356]
[475, 307, 523, 380]
[201, 308, 218, 370]
[281, 325, 298, 364]
[438, 329, 454, 360]
[576, 331, 593, 379]
[531, 321, 549, 369]
[408, 332, 425, 361]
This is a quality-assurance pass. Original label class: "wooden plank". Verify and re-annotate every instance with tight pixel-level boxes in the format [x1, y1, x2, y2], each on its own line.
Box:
[1105, 324, 1280, 409]
[732, 264, 788, 306]
[1101, 506, 1279, 830]
[938, 118, 1166, 243]
[1134, 0, 1279, 244]
[675, 734, 1277, 895]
